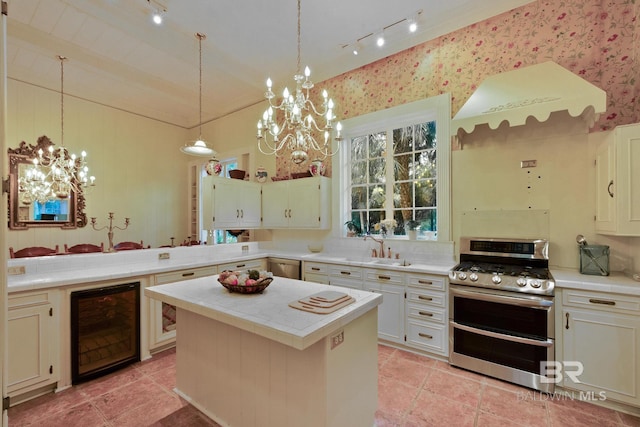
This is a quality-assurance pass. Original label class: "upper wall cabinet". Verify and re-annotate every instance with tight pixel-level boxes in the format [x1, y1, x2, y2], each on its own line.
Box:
[202, 177, 262, 231]
[595, 123, 640, 236]
[262, 177, 331, 229]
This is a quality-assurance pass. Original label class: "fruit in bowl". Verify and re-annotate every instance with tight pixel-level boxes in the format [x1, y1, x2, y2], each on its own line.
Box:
[218, 269, 273, 293]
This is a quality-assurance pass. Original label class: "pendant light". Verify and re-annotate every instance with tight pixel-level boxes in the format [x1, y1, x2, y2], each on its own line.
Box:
[181, 32, 217, 157]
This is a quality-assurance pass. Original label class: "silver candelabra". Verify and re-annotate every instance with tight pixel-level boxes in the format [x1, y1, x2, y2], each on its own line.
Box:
[91, 212, 130, 252]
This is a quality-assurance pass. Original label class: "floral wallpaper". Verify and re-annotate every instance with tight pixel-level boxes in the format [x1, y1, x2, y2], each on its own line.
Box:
[278, 0, 638, 177]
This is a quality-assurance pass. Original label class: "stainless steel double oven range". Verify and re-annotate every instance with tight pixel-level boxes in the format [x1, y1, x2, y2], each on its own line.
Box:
[449, 237, 555, 393]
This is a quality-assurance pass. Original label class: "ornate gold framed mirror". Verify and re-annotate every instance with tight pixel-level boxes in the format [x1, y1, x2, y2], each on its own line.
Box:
[7, 135, 87, 230]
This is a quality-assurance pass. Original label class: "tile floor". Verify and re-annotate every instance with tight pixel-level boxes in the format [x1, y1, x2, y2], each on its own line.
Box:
[8, 344, 640, 426]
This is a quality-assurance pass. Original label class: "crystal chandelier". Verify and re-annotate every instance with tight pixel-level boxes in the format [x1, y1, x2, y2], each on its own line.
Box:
[17, 160, 52, 205]
[181, 33, 217, 158]
[20, 56, 94, 202]
[256, 0, 342, 165]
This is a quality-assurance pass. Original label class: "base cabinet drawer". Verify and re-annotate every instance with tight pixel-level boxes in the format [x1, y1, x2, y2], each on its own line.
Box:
[407, 274, 445, 291]
[406, 303, 446, 325]
[155, 266, 217, 284]
[218, 258, 266, 272]
[304, 262, 329, 275]
[405, 319, 447, 356]
[406, 287, 445, 308]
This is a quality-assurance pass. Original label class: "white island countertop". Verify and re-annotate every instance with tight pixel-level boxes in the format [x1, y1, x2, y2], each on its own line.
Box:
[145, 275, 382, 350]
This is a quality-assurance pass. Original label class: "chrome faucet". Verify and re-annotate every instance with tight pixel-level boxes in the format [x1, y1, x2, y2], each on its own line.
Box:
[364, 235, 385, 258]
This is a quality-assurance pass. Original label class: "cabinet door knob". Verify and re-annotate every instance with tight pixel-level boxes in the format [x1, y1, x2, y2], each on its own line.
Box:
[607, 180, 614, 198]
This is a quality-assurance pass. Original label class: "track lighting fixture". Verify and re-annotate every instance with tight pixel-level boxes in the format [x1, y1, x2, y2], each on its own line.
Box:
[342, 9, 423, 54]
[152, 10, 163, 25]
[147, 0, 167, 25]
[408, 17, 418, 33]
[352, 41, 362, 56]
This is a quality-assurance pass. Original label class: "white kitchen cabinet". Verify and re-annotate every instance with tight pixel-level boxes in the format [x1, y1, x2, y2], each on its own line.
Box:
[595, 122, 640, 235]
[262, 177, 331, 229]
[328, 264, 363, 290]
[404, 273, 448, 356]
[202, 176, 262, 230]
[7, 290, 59, 398]
[364, 269, 405, 344]
[303, 261, 330, 284]
[149, 266, 217, 350]
[560, 288, 640, 406]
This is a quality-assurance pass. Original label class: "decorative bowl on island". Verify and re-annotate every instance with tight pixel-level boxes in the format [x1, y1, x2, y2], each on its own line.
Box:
[218, 269, 273, 294]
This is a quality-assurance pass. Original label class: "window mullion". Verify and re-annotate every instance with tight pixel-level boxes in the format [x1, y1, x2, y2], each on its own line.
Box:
[385, 128, 394, 220]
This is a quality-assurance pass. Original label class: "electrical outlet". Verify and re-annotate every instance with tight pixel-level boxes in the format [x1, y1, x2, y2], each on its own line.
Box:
[331, 330, 344, 350]
[8, 265, 26, 275]
[241, 245, 249, 253]
[158, 252, 170, 260]
[521, 159, 537, 168]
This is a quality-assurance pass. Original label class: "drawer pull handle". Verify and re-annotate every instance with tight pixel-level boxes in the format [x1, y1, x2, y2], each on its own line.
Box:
[340, 271, 351, 275]
[378, 275, 391, 280]
[418, 296, 433, 301]
[589, 298, 616, 306]
[182, 272, 195, 277]
[418, 311, 433, 317]
[311, 267, 320, 271]
[418, 333, 433, 340]
[418, 280, 433, 285]
[236, 264, 246, 268]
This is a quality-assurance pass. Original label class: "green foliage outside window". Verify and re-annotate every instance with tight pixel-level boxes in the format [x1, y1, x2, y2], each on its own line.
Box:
[349, 121, 437, 239]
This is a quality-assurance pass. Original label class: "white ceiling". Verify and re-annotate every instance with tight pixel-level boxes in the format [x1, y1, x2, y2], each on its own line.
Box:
[6, 0, 532, 129]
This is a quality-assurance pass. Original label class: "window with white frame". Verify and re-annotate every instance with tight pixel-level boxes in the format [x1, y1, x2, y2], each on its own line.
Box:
[340, 95, 451, 241]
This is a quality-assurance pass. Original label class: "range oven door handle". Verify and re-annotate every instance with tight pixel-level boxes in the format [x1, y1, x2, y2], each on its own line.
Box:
[450, 286, 553, 309]
[451, 321, 554, 347]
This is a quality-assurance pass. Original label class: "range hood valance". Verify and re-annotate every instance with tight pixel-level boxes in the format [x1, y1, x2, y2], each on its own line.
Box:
[451, 61, 606, 145]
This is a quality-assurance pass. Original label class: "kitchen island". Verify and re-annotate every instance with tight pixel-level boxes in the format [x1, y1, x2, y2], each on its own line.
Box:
[145, 275, 382, 427]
